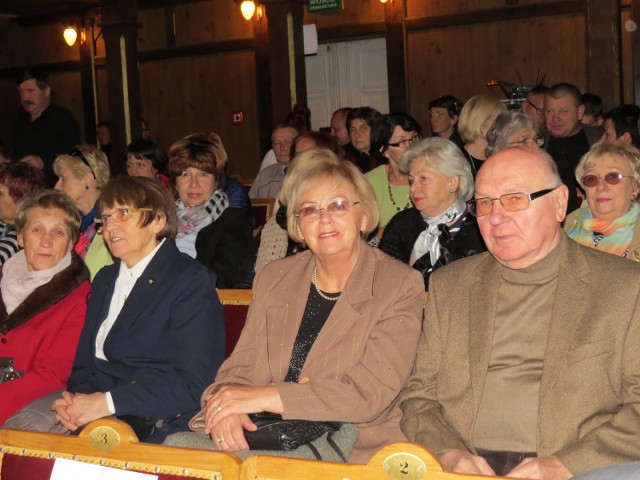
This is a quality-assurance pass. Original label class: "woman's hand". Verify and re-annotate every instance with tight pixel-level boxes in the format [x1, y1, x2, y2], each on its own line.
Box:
[52, 391, 110, 431]
[204, 385, 283, 434]
[210, 413, 257, 451]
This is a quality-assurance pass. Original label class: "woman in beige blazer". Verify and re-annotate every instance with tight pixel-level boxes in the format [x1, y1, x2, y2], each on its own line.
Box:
[189, 149, 424, 463]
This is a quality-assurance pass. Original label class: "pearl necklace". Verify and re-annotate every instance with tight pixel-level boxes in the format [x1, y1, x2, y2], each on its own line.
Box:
[386, 165, 411, 212]
[313, 266, 341, 301]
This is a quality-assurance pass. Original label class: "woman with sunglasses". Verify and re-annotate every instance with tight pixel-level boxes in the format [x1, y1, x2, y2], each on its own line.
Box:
[565, 142, 640, 259]
[380, 138, 486, 290]
[180, 149, 424, 463]
[5, 176, 225, 442]
[54, 145, 114, 278]
[366, 113, 422, 229]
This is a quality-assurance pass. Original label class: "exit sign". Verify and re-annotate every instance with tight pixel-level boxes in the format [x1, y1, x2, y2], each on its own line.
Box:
[308, 0, 343, 13]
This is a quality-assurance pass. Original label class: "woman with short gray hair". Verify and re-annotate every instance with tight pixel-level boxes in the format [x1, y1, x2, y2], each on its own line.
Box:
[380, 137, 486, 289]
[485, 111, 541, 157]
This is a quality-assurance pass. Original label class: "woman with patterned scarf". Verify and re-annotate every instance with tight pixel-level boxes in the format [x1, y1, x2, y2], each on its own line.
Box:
[565, 142, 640, 260]
[380, 137, 486, 290]
[168, 132, 256, 288]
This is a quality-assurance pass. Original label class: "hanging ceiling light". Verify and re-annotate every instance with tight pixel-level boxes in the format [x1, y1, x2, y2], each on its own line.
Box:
[379, 0, 388, 3]
[240, 0, 256, 21]
[63, 26, 78, 46]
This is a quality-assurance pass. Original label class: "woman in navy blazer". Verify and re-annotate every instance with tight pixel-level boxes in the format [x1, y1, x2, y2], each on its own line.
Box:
[47, 176, 225, 441]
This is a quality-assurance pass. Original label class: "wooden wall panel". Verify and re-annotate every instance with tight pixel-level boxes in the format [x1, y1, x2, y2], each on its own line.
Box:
[407, 13, 587, 133]
[137, 51, 260, 178]
[304, 0, 385, 29]
[621, 6, 634, 104]
[407, 0, 573, 18]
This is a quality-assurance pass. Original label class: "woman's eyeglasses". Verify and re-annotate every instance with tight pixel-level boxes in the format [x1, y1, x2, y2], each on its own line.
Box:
[581, 172, 634, 188]
[94, 208, 153, 227]
[68, 148, 96, 179]
[388, 135, 421, 149]
[295, 200, 360, 223]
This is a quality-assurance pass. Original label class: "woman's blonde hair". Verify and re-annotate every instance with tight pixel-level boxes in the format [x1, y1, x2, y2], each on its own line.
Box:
[575, 141, 640, 192]
[284, 148, 379, 243]
[458, 95, 506, 144]
[53, 145, 110, 191]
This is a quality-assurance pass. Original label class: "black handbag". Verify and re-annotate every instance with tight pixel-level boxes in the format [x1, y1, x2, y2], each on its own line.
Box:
[0, 357, 24, 383]
[244, 412, 344, 458]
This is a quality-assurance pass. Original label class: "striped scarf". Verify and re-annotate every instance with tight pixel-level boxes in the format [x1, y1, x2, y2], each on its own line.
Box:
[566, 201, 640, 257]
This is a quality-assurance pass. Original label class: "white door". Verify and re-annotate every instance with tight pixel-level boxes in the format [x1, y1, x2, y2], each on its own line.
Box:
[305, 37, 389, 130]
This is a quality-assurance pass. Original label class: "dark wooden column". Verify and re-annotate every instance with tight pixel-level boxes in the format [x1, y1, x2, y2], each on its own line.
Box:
[585, 0, 622, 109]
[384, 0, 408, 113]
[79, 16, 98, 145]
[632, 0, 640, 104]
[100, 0, 141, 174]
[254, 0, 307, 157]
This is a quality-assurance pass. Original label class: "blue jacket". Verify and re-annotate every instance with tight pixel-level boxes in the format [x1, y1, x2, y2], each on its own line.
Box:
[68, 239, 225, 429]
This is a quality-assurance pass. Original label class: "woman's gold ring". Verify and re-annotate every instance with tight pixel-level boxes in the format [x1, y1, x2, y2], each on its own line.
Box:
[216, 405, 223, 412]
[217, 437, 225, 443]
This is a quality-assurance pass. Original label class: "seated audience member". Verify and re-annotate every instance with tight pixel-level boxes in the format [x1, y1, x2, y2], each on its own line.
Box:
[601, 105, 640, 148]
[521, 85, 548, 134]
[0, 163, 46, 265]
[183, 149, 424, 463]
[565, 142, 640, 259]
[367, 113, 422, 228]
[96, 121, 112, 161]
[485, 111, 541, 157]
[428, 95, 464, 151]
[581, 93, 604, 127]
[400, 146, 640, 478]
[125, 139, 170, 188]
[54, 145, 114, 278]
[330, 107, 358, 162]
[4, 177, 226, 442]
[254, 132, 338, 272]
[458, 95, 506, 176]
[0, 190, 90, 425]
[380, 138, 485, 290]
[346, 106, 381, 173]
[259, 104, 311, 171]
[250, 125, 299, 199]
[141, 118, 151, 140]
[169, 132, 256, 287]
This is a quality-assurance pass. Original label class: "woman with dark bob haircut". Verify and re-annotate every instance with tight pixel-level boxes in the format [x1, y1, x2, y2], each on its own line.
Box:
[367, 113, 422, 228]
[4, 176, 226, 443]
[177, 149, 424, 463]
[0, 190, 90, 425]
[168, 132, 256, 288]
[0, 162, 46, 265]
[125, 139, 170, 189]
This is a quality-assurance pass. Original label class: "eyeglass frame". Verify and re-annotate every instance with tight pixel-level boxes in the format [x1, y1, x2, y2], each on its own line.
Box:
[581, 172, 635, 188]
[466, 187, 557, 217]
[526, 99, 544, 116]
[68, 148, 96, 179]
[295, 200, 360, 223]
[94, 207, 153, 227]
[508, 135, 545, 147]
[387, 134, 422, 149]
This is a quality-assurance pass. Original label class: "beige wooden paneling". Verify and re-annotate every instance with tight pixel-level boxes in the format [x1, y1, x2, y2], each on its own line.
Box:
[407, 13, 587, 133]
[407, 0, 574, 18]
[137, 51, 260, 179]
[304, 0, 385, 29]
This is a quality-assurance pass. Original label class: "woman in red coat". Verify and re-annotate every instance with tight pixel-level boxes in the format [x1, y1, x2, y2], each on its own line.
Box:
[0, 190, 90, 425]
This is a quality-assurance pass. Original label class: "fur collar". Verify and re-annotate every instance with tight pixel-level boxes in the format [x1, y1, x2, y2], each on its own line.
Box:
[0, 252, 90, 334]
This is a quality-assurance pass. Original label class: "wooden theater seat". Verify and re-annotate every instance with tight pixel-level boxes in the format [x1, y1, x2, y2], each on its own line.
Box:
[0, 418, 241, 480]
[250, 197, 276, 235]
[217, 288, 253, 357]
[239, 442, 515, 480]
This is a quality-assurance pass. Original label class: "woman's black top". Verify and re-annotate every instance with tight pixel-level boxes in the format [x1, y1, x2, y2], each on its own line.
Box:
[379, 207, 486, 290]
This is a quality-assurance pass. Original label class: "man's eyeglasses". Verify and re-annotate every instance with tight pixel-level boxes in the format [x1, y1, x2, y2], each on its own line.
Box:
[295, 199, 360, 223]
[388, 135, 421, 149]
[581, 172, 634, 188]
[467, 188, 557, 217]
[526, 99, 544, 116]
[509, 136, 544, 147]
[68, 148, 96, 179]
[94, 208, 153, 227]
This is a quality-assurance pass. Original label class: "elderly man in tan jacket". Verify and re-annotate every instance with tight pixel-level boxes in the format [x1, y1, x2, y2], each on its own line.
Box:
[400, 147, 640, 479]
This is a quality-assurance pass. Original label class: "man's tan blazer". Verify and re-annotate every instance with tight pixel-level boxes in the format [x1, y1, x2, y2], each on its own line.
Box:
[400, 234, 640, 475]
[192, 243, 424, 463]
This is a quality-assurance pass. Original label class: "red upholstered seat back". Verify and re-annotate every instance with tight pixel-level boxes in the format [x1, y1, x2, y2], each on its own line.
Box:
[223, 303, 250, 357]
